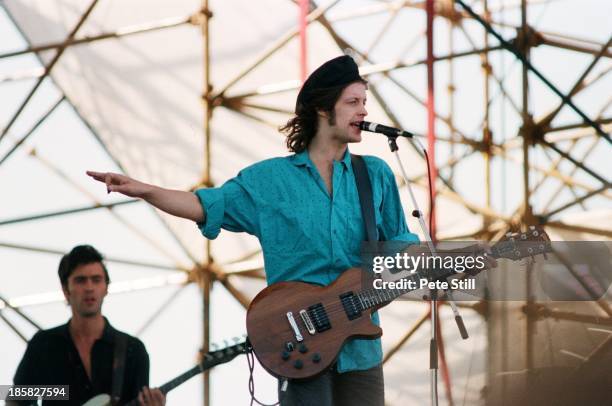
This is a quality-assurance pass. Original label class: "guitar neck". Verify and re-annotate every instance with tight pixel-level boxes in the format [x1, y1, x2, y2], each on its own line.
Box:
[123, 365, 203, 406]
[357, 266, 457, 311]
[122, 340, 248, 406]
[357, 246, 517, 310]
[125, 365, 203, 406]
[159, 364, 203, 394]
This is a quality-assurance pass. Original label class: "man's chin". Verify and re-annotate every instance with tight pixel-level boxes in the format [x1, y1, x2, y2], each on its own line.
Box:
[78, 308, 101, 318]
[347, 133, 362, 143]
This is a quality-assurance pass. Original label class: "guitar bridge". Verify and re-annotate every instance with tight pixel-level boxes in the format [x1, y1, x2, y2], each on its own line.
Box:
[299, 309, 316, 335]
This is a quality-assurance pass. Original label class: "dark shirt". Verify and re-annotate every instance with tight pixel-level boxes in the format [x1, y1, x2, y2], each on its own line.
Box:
[13, 318, 149, 405]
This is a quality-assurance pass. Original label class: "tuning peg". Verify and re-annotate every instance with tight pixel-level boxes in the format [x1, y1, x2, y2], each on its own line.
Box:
[529, 226, 535, 230]
[233, 337, 240, 343]
[223, 339, 230, 348]
[211, 343, 219, 351]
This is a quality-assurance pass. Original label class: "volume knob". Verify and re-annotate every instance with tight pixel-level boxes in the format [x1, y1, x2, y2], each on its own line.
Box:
[293, 360, 304, 369]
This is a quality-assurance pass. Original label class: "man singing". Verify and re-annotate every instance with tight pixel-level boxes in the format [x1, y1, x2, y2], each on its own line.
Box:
[87, 55, 420, 405]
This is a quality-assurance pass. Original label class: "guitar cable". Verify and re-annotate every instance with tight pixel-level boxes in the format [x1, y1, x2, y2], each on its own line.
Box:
[246, 340, 284, 406]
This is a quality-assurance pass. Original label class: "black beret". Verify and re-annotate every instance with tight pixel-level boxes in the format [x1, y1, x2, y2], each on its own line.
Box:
[296, 55, 363, 111]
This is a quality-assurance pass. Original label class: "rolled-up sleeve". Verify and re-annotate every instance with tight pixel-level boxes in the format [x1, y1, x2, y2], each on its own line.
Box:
[195, 188, 225, 239]
[194, 174, 259, 239]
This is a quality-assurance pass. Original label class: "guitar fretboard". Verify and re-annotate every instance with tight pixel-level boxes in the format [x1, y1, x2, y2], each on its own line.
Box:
[159, 364, 203, 394]
[355, 266, 455, 311]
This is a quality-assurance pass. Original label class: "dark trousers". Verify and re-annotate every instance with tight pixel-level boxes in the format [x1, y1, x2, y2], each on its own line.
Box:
[278, 364, 384, 406]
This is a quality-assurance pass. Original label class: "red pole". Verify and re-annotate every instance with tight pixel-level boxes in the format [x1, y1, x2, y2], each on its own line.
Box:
[427, 1, 453, 405]
[426, 0, 437, 240]
[299, 0, 308, 82]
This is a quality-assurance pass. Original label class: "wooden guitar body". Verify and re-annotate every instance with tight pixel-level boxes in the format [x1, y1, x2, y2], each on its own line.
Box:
[246, 267, 382, 380]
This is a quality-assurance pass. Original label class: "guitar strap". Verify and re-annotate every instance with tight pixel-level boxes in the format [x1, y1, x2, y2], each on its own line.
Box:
[111, 332, 128, 406]
[351, 154, 378, 242]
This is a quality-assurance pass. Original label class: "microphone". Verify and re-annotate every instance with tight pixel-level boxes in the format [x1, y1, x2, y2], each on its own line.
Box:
[359, 121, 414, 138]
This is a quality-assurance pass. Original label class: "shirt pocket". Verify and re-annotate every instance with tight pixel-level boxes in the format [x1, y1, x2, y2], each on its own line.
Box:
[258, 202, 313, 254]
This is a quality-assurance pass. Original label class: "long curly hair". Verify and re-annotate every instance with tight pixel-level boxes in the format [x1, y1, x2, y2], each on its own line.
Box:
[281, 80, 367, 153]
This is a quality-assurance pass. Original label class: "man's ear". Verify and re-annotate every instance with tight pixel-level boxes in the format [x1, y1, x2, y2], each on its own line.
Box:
[316, 109, 329, 119]
[62, 285, 70, 304]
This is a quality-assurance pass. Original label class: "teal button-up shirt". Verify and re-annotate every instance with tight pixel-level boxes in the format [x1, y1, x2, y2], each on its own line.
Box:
[195, 148, 418, 372]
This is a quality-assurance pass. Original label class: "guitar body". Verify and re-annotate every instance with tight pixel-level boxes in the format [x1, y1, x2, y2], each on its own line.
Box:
[246, 267, 382, 380]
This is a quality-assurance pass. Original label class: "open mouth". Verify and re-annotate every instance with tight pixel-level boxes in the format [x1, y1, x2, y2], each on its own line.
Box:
[350, 121, 362, 129]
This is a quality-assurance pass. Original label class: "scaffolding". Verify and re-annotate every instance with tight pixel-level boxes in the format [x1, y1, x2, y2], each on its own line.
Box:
[0, 1, 610, 405]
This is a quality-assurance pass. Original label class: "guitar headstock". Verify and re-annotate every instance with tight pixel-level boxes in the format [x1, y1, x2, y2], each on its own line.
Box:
[492, 226, 552, 261]
[198, 336, 249, 370]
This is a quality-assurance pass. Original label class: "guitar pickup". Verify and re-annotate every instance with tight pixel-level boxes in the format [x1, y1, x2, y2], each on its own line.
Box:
[299, 309, 316, 335]
[340, 292, 362, 320]
[307, 303, 331, 333]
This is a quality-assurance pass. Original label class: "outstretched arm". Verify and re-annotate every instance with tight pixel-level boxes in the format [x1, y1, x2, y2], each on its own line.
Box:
[86, 171, 205, 223]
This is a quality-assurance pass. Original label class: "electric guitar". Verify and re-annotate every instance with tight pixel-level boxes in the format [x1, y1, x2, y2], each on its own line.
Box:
[82, 337, 248, 406]
[246, 227, 551, 379]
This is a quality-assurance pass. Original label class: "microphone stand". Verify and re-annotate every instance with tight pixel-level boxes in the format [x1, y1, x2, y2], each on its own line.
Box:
[382, 134, 469, 406]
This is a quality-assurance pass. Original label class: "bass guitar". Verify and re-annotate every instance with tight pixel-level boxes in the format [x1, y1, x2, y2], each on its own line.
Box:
[246, 227, 551, 379]
[82, 337, 248, 406]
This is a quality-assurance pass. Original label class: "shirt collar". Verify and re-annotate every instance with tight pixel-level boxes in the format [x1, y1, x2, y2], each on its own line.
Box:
[60, 316, 116, 344]
[290, 147, 352, 170]
[339, 147, 352, 170]
[290, 149, 313, 168]
[99, 317, 116, 343]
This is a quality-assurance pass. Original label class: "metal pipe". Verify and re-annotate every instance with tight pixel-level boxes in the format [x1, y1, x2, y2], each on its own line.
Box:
[0, 96, 65, 166]
[200, 2, 212, 404]
[0, 16, 191, 59]
[0, 0, 100, 145]
[453, 0, 610, 143]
